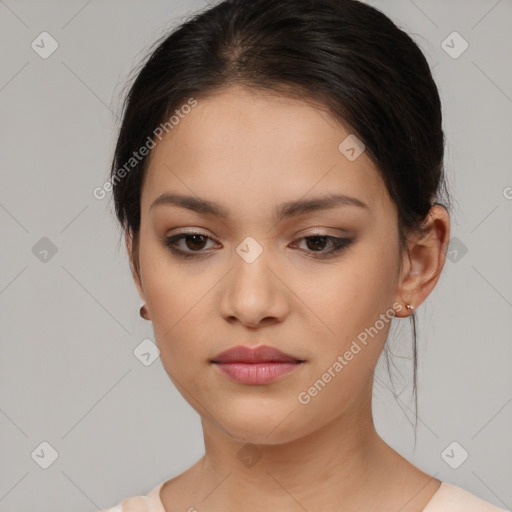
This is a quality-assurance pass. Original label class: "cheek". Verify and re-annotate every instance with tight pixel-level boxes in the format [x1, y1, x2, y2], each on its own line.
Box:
[138, 239, 199, 339]
[294, 234, 400, 392]
[297, 241, 399, 342]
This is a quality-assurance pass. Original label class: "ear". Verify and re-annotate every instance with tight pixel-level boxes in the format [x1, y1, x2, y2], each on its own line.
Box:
[394, 204, 450, 318]
[125, 228, 146, 303]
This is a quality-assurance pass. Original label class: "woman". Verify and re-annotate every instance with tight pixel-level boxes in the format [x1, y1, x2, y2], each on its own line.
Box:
[102, 0, 505, 510]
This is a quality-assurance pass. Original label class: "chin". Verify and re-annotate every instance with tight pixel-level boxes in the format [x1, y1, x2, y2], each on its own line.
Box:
[218, 411, 308, 446]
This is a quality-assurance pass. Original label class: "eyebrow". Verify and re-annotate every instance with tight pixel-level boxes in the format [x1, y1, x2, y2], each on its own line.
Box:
[150, 192, 368, 222]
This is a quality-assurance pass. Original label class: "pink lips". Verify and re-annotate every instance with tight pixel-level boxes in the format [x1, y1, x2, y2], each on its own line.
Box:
[211, 345, 305, 385]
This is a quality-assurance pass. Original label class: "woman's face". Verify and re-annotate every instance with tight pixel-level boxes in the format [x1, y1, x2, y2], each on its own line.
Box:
[130, 85, 410, 444]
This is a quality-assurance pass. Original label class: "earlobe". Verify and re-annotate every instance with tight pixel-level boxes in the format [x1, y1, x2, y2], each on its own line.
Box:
[139, 304, 150, 320]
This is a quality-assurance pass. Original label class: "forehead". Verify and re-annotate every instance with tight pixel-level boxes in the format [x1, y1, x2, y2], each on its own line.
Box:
[141, 86, 391, 218]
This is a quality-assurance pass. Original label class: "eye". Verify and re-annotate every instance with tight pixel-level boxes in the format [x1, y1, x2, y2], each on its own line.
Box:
[164, 231, 353, 259]
[291, 234, 353, 259]
[165, 232, 219, 257]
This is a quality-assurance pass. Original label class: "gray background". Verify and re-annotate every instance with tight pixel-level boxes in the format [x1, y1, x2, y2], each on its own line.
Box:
[1, 0, 511, 510]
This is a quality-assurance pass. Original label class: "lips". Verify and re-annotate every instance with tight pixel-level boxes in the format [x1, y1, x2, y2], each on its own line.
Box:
[211, 345, 305, 385]
[211, 344, 304, 364]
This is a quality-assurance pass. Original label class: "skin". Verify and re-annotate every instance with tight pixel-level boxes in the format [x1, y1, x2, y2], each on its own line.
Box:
[126, 85, 450, 512]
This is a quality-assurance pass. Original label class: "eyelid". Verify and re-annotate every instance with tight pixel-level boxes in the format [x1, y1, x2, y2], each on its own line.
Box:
[164, 227, 349, 243]
[166, 226, 212, 236]
[299, 227, 351, 237]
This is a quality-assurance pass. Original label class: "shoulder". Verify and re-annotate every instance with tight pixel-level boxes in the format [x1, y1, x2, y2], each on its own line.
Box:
[101, 481, 166, 512]
[423, 482, 508, 512]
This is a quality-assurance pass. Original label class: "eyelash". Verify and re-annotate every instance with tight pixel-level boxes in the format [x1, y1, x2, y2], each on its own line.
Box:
[164, 232, 353, 259]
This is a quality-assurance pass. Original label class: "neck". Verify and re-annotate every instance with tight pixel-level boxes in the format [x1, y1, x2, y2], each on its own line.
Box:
[161, 377, 440, 512]
[193, 386, 399, 510]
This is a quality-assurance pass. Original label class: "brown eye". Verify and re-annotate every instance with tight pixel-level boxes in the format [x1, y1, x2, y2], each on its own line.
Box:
[293, 235, 354, 259]
[305, 236, 330, 251]
[183, 234, 208, 251]
[165, 232, 218, 257]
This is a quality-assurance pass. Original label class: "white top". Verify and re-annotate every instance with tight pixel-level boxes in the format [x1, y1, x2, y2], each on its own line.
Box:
[101, 480, 508, 511]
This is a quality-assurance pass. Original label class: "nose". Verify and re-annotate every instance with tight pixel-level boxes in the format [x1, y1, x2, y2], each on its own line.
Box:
[218, 248, 290, 329]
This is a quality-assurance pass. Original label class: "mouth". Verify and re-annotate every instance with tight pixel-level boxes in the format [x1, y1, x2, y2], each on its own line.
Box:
[210, 344, 305, 364]
[210, 345, 305, 385]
